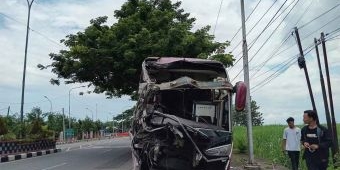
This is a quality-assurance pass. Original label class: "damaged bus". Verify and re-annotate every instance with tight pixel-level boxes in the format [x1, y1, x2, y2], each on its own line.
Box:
[131, 57, 246, 170]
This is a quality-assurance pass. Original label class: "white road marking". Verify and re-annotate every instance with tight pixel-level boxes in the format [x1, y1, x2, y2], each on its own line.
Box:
[101, 149, 113, 154]
[41, 162, 67, 170]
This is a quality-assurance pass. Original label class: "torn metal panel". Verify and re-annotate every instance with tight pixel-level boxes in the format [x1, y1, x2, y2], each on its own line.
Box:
[131, 57, 245, 170]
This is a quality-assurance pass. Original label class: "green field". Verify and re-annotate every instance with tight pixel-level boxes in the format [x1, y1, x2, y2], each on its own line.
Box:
[233, 125, 340, 169]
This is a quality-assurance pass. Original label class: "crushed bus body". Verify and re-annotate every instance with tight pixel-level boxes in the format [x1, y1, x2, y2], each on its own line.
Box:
[131, 57, 246, 170]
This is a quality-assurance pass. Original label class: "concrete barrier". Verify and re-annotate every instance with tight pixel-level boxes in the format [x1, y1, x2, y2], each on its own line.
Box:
[0, 149, 61, 163]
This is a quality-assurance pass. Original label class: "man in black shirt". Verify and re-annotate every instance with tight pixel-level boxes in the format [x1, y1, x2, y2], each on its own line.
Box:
[301, 110, 332, 170]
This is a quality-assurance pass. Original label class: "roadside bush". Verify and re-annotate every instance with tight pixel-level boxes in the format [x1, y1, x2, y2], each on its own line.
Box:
[0, 132, 16, 141]
[42, 125, 54, 139]
[233, 126, 247, 153]
[30, 120, 43, 135]
[0, 116, 9, 135]
[236, 138, 247, 153]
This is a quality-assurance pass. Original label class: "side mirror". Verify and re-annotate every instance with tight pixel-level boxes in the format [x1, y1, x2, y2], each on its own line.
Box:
[234, 81, 247, 111]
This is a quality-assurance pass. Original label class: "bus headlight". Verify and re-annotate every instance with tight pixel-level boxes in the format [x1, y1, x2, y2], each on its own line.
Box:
[205, 144, 232, 157]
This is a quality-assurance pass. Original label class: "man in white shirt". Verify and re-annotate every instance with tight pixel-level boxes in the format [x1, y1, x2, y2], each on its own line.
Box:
[282, 117, 301, 170]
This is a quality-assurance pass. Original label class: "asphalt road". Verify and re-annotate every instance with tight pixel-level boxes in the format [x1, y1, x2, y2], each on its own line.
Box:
[0, 137, 133, 170]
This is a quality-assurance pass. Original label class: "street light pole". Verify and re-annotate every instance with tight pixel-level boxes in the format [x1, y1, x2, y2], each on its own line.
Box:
[20, 0, 35, 139]
[44, 96, 52, 113]
[86, 108, 94, 121]
[62, 108, 65, 141]
[68, 85, 85, 129]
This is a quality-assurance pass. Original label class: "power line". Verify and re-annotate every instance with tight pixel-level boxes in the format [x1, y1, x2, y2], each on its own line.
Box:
[227, 1, 339, 82]
[247, 0, 293, 50]
[327, 27, 340, 37]
[246, 0, 279, 41]
[326, 33, 340, 41]
[30, 29, 64, 47]
[251, 56, 296, 93]
[229, 0, 263, 43]
[213, 0, 224, 35]
[293, 0, 315, 26]
[230, 0, 278, 54]
[298, 3, 340, 29]
[0, 12, 64, 48]
[250, 33, 292, 79]
[0, 107, 9, 111]
[230, 0, 296, 82]
[259, 13, 340, 70]
[251, 44, 316, 93]
[0, 12, 26, 25]
[229, 0, 283, 71]
[255, 42, 314, 81]
[228, 54, 243, 72]
[252, 53, 295, 80]
[252, 43, 315, 91]
[231, 67, 244, 82]
[301, 13, 340, 40]
[248, 0, 300, 64]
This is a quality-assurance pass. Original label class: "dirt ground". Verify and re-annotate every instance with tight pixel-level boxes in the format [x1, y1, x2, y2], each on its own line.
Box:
[230, 152, 289, 170]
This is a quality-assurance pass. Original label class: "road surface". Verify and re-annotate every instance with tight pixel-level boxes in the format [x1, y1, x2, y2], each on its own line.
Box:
[0, 137, 132, 170]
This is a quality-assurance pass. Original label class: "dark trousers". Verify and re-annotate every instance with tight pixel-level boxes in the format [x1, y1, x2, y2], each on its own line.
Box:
[305, 155, 328, 170]
[288, 151, 300, 170]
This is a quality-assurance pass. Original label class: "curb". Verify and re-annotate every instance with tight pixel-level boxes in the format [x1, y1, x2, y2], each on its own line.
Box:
[0, 149, 61, 163]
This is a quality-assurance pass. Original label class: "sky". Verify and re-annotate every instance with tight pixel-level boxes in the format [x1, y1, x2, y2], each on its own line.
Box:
[0, 0, 339, 125]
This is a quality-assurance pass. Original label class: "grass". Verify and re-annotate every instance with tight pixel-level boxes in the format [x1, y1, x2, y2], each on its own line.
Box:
[233, 124, 340, 170]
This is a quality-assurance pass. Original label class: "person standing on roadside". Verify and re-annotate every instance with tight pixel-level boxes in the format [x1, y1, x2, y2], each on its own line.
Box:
[282, 117, 301, 170]
[301, 110, 332, 170]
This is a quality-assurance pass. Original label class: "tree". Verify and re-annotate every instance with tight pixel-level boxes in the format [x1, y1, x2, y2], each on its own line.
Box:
[113, 106, 135, 131]
[46, 113, 64, 133]
[26, 107, 45, 125]
[81, 117, 94, 132]
[4, 114, 20, 136]
[40, 0, 234, 99]
[233, 100, 264, 126]
[93, 120, 103, 131]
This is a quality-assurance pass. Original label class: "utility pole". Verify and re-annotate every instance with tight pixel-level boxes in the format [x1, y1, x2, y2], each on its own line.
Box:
[20, 0, 35, 139]
[122, 120, 124, 133]
[321, 32, 339, 156]
[96, 103, 98, 120]
[314, 38, 333, 148]
[62, 108, 66, 141]
[112, 118, 115, 137]
[7, 106, 10, 117]
[294, 27, 317, 112]
[240, 0, 256, 166]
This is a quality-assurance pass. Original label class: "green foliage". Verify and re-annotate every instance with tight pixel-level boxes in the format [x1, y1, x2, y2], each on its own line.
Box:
[232, 125, 340, 169]
[46, 113, 65, 133]
[233, 125, 291, 168]
[41, 125, 55, 139]
[233, 100, 264, 126]
[93, 120, 103, 131]
[113, 106, 135, 131]
[0, 116, 9, 135]
[0, 132, 16, 141]
[5, 114, 19, 135]
[334, 152, 340, 167]
[30, 120, 43, 136]
[42, 0, 234, 99]
[26, 107, 46, 126]
[2, 106, 109, 140]
[81, 116, 95, 132]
